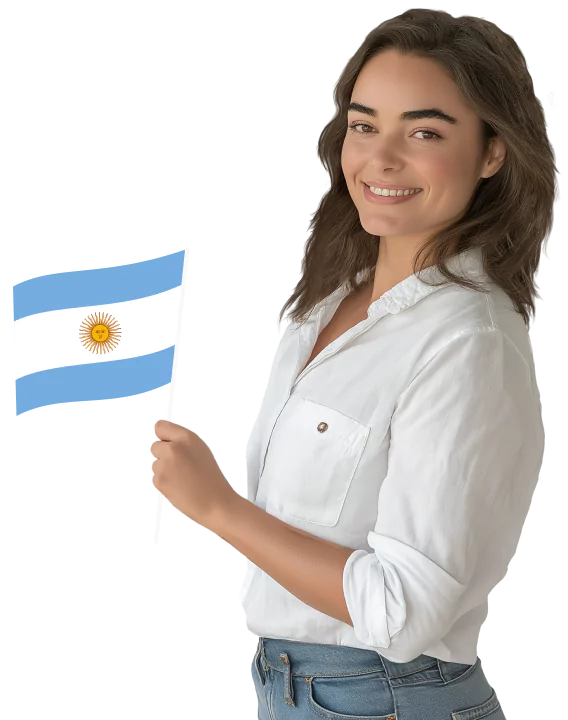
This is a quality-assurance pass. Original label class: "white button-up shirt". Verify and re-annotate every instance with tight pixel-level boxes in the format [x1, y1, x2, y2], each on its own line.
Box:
[239, 246, 545, 665]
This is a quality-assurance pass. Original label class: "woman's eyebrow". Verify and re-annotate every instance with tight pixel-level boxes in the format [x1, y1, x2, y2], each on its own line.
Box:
[347, 101, 458, 125]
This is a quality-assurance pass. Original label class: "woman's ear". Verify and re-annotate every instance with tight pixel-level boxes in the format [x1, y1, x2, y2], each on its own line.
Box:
[481, 136, 507, 180]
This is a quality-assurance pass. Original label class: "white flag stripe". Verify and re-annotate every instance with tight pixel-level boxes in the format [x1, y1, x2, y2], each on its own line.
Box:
[14, 285, 182, 380]
[8, 320, 16, 376]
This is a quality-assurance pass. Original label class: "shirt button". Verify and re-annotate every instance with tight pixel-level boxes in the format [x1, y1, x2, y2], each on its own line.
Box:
[317, 421, 328, 433]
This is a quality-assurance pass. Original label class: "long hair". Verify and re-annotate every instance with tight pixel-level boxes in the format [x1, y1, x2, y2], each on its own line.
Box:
[277, 9, 558, 330]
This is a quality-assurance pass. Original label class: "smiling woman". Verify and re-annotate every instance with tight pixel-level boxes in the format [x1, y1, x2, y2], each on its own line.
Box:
[276, 9, 557, 332]
[339, 47, 510, 289]
[231, 8, 555, 720]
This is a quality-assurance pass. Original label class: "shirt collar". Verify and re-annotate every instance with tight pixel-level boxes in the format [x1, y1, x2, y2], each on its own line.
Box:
[304, 246, 488, 321]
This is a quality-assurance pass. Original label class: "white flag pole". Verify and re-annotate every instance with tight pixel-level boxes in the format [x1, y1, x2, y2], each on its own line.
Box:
[160, 240, 192, 511]
[152, 245, 191, 544]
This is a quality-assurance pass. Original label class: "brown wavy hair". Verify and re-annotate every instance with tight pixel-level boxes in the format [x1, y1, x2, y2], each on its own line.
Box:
[277, 8, 558, 331]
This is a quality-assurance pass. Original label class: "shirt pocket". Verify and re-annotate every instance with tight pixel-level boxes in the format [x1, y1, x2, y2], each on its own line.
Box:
[259, 396, 371, 527]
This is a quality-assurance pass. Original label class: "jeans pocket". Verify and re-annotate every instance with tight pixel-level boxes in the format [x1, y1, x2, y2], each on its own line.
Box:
[452, 687, 505, 719]
[306, 671, 396, 720]
[437, 656, 479, 685]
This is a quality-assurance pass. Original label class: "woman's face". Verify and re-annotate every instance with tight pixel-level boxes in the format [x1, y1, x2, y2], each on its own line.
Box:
[341, 49, 505, 243]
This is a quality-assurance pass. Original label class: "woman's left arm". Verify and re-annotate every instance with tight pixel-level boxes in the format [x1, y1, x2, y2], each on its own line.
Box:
[210, 492, 356, 626]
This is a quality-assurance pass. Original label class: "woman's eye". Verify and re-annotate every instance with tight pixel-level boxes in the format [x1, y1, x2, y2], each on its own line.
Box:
[414, 130, 442, 140]
[348, 121, 376, 135]
[349, 122, 442, 140]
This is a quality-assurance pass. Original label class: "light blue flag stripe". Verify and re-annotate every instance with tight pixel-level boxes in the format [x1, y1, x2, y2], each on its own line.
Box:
[13, 250, 185, 321]
[16, 346, 175, 415]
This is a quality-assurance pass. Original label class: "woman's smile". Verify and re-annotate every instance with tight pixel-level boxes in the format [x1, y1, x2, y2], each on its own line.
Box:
[363, 182, 424, 205]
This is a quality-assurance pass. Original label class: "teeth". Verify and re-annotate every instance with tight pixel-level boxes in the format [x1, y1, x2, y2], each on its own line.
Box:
[371, 187, 420, 197]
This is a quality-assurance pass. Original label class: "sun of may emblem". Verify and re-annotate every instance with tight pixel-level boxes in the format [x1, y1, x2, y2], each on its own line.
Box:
[79, 311, 122, 354]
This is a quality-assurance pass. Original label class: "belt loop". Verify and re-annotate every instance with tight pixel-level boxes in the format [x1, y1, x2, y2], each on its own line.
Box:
[254, 639, 266, 686]
[279, 652, 295, 707]
[260, 637, 269, 666]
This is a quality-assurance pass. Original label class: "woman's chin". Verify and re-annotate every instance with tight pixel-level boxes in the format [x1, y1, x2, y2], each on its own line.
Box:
[358, 217, 388, 235]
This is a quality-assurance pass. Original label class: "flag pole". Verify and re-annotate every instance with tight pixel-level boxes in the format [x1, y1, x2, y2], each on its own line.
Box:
[159, 240, 187, 512]
[160, 382, 177, 512]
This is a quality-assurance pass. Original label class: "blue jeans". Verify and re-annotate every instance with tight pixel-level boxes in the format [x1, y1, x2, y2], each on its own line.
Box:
[252, 636, 506, 719]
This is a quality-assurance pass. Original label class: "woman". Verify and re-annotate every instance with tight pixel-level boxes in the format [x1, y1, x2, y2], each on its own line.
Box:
[151, 8, 555, 720]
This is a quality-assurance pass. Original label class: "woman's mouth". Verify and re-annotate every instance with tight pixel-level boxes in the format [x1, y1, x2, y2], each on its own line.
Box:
[363, 183, 423, 205]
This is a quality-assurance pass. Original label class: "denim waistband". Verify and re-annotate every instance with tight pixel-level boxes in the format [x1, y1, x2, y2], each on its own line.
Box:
[257, 636, 442, 682]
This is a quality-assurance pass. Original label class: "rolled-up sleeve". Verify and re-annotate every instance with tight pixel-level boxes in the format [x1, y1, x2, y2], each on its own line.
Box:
[342, 326, 544, 662]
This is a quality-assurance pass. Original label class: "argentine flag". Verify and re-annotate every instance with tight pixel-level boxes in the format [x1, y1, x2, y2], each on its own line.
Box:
[13, 249, 187, 416]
